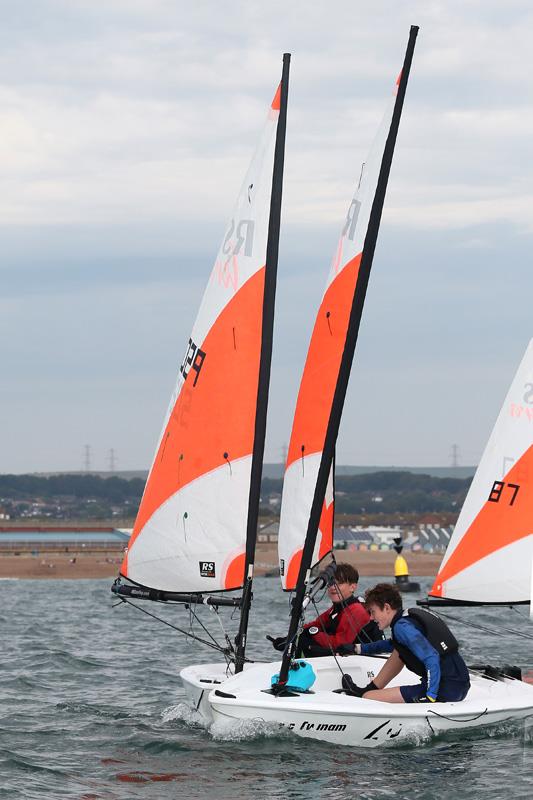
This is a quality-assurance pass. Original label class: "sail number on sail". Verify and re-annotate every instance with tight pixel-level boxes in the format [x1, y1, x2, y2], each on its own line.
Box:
[180, 338, 207, 387]
[488, 480, 520, 506]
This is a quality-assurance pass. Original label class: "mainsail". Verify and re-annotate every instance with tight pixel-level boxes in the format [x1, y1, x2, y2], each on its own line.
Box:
[278, 39, 416, 591]
[274, 26, 418, 690]
[120, 59, 290, 596]
[429, 340, 533, 604]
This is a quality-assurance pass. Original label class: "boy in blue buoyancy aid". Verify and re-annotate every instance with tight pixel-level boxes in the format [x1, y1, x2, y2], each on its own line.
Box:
[341, 583, 470, 703]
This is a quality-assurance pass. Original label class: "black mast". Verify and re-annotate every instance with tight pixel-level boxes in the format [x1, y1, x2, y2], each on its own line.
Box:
[234, 53, 291, 673]
[274, 27, 418, 691]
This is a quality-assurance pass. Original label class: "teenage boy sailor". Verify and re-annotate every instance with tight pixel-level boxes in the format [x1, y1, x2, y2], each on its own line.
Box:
[340, 583, 470, 703]
[268, 563, 381, 657]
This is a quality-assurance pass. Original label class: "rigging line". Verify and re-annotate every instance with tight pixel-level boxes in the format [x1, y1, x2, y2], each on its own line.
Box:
[310, 597, 346, 678]
[185, 602, 224, 649]
[437, 609, 533, 642]
[117, 598, 227, 653]
[510, 605, 532, 621]
[185, 600, 232, 669]
[208, 604, 237, 662]
[329, 578, 376, 645]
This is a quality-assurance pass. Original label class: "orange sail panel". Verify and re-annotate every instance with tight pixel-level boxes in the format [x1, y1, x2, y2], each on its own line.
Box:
[122, 88, 281, 593]
[279, 75, 400, 590]
[430, 340, 533, 603]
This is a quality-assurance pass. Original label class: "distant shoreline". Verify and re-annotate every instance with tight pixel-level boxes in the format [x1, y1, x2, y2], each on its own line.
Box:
[0, 546, 442, 580]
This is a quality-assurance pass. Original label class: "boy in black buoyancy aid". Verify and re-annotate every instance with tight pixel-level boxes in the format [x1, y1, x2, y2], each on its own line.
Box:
[342, 583, 470, 703]
[269, 564, 382, 657]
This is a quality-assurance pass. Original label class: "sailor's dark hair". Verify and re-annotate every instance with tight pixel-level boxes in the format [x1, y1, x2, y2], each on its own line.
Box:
[364, 583, 403, 610]
[334, 563, 359, 584]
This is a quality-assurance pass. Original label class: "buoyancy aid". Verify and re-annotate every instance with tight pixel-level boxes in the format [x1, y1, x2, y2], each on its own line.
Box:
[318, 595, 382, 642]
[390, 607, 459, 678]
[302, 596, 382, 651]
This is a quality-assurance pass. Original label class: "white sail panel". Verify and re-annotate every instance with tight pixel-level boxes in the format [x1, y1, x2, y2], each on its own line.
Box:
[122, 89, 281, 592]
[431, 340, 533, 603]
[126, 456, 252, 593]
[278, 75, 399, 591]
[279, 456, 334, 589]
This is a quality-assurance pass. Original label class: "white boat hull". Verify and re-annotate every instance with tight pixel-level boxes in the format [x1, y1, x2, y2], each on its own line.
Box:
[207, 656, 533, 747]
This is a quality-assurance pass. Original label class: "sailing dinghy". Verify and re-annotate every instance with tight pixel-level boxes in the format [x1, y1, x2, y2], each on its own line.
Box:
[112, 55, 291, 715]
[184, 24, 418, 719]
[207, 28, 533, 746]
[209, 343, 533, 746]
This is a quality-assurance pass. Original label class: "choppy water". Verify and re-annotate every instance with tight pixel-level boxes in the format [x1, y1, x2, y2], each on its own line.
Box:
[1, 576, 532, 799]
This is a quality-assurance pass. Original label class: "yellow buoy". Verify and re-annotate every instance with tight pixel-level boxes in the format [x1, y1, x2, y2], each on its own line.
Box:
[394, 554, 409, 578]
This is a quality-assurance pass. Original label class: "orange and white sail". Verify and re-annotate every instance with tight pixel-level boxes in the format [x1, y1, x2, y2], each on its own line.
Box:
[278, 75, 401, 591]
[121, 85, 283, 593]
[430, 340, 533, 604]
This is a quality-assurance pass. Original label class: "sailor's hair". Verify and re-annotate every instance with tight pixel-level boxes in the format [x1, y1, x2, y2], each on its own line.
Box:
[334, 563, 359, 585]
[364, 583, 403, 610]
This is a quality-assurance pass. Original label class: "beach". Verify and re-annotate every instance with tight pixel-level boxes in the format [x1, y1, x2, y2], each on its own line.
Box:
[0, 544, 442, 580]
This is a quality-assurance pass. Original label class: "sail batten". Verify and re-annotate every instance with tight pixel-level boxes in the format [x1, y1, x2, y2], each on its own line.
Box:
[122, 67, 289, 595]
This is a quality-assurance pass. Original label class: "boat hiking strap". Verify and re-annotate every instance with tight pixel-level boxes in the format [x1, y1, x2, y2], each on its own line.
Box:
[428, 707, 489, 723]
[436, 609, 533, 642]
[113, 596, 234, 656]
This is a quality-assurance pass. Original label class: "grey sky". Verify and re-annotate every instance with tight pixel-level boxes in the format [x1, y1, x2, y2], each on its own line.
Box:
[1, 1, 533, 473]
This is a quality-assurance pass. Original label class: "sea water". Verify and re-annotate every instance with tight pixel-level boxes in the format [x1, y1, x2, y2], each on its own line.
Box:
[1, 576, 531, 799]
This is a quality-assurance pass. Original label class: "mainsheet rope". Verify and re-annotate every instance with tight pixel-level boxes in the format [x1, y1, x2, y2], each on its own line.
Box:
[114, 597, 231, 655]
[436, 608, 533, 642]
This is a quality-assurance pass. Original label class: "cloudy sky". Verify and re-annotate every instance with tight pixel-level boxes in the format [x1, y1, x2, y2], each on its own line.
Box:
[1, 0, 533, 473]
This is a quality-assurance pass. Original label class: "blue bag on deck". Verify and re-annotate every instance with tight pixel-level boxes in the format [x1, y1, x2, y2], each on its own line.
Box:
[271, 660, 316, 692]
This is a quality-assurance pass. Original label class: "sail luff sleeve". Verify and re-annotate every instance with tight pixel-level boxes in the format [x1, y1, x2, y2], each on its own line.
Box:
[235, 53, 291, 672]
[244, 53, 291, 575]
[275, 26, 418, 688]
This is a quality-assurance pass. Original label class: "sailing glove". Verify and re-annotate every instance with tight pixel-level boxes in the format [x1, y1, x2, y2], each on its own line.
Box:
[337, 643, 362, 655]
[337, 643, 356, 655]
[341, 674, 366, 696]
[266, 635, 287, 652]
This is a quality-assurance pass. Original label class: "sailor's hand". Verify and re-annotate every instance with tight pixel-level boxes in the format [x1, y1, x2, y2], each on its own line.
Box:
[338, 643, 362, 656]
[266, 635, 287, 652]
[412, 694, 437, 703]
[341, 674, 365, 697]
[337, 643, 356, 655]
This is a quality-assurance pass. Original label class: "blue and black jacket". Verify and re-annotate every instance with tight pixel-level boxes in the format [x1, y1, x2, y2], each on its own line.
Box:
[361, 608, 468, 701]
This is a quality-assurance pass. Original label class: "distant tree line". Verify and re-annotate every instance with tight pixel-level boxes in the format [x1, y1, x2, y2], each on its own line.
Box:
[0, 471, 472, 517]
[262, 471, 471, 515]
[0, 474, 145, 503]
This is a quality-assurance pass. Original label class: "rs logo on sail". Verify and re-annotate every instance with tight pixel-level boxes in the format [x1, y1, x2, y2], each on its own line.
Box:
[222, 218, 255, 258]
[342, 199, 361, 241]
